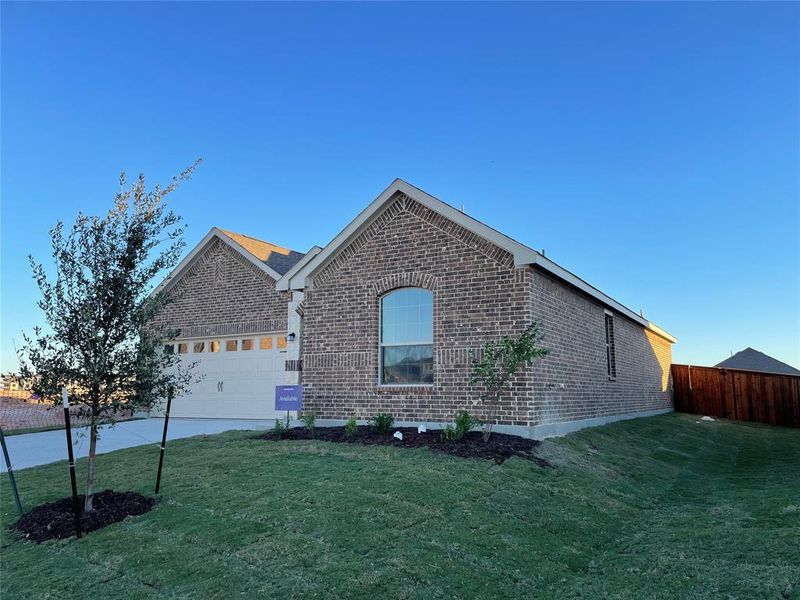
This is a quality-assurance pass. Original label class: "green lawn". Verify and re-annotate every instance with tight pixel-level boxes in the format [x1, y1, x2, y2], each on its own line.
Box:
[2, 413, 799, 599]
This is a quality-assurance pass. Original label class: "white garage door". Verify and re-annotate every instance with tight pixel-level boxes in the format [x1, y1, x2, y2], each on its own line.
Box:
[164, 333, 288, 419]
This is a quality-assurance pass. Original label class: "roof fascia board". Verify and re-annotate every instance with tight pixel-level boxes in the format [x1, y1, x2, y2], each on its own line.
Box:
[287, 181, 406, 289]
[394, 180, 539, 267]
[401, 181, 676, 342]
[288, 179, 536, 290]
[288, 179, 676, 343]
[276, 245, 322, 291]
[530, 256, 677, 343]
[151, 228, 219, 297]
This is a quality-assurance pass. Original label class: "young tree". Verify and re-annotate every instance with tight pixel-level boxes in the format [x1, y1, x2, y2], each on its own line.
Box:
[17, 161, 201, 511]
[469, 320, 549, 441]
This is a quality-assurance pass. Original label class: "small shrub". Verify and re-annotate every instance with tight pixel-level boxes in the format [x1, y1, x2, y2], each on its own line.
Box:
[440, 410, 478, 442]
[454, 410, 478, 439]
[470, 319, 549, 441]
[372, 413, 394, 434]
[301, 411, 316, 437]
[272, 418, 286, 439]
[345, 416, 357, 439]
[440, 425, 458, 442]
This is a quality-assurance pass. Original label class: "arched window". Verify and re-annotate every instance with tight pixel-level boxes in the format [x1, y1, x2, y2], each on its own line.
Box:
[380, 287, 433, 385]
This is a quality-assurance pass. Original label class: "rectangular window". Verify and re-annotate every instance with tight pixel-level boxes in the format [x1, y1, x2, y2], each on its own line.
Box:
[241, 339, 253, 351]
[210, 340, 221, 353]
[178, 343, 189, 354]
[604, 313, 617, 379]
[194, 342, 205, 353]
[260, 337, 273, 350]
[225, 339, 238, 352]
[277, 336, 287, 351]
[163, 344, 175, 355]
[381, 345, 433, 385]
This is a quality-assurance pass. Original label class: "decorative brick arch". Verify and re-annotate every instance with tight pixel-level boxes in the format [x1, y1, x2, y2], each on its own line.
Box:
[311, 193, 514, 288]
[370, 272, 438, 297]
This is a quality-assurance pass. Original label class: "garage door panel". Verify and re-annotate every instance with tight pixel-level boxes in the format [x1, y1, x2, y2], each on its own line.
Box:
[225, 359, 251, 378]
[164, 333, 287, 419]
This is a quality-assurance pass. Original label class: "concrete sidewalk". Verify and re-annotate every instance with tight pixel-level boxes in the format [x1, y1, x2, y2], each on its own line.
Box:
[1, 418, 274, 471]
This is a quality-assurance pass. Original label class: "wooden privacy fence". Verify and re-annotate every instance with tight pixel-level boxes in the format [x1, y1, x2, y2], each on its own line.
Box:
[671, 364, 800, 428]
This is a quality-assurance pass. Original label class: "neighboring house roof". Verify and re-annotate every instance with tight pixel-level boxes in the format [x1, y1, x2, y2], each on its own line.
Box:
[277, 178, 676, 343]
[153, 228, 305, 296]
[715, 348, 800, 376]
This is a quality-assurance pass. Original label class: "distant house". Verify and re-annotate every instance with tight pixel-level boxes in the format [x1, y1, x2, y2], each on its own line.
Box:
[0, 375, 20, 392]
[715, 348, 800, 376]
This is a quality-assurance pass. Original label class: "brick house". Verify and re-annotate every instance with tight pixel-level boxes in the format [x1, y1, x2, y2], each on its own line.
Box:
[152, 179, 675, 437]
[150, 229, 306, 418]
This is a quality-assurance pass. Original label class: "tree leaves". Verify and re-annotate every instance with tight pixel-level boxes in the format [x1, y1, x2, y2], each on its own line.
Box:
[469, 319, 549, 440]
[17, 159, 203, 421]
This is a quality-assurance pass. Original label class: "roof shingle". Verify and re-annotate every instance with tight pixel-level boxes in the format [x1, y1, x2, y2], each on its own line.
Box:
[715, 347, 800, 376]
[220, 229, 305, 276]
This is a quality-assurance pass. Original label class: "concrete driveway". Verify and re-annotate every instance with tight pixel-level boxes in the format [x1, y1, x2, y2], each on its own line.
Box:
[1, 418, 274, 472]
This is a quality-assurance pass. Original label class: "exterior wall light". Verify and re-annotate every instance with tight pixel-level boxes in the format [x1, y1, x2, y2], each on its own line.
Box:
[287, 333, 296, 342]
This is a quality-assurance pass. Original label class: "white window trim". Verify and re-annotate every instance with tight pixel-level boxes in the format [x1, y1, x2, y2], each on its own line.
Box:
[377, 289, 434, 387]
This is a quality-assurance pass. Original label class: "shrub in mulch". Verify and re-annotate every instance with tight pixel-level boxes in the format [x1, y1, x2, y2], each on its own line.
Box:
[258, 425, 548, 465]
[13, 490, 155, 543]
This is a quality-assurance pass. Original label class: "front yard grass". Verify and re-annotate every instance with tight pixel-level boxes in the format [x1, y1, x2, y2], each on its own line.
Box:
[1, 413, 799, 599]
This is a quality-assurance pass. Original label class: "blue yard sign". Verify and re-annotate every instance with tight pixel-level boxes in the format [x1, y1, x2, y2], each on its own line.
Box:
[275, 385, 303, 411]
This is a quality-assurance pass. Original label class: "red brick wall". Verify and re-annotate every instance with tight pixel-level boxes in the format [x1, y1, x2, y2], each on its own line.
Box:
[152, 238, 289, 338]
[301, 192, 533, 425]
[530, 269, 673, 425]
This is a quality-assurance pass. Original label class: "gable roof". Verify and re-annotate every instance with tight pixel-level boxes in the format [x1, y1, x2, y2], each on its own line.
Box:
[277, 178, 676, 343]
[153, 228, 305, 296]
[715, 348, 800, 376]
[219, 229, 306, 276]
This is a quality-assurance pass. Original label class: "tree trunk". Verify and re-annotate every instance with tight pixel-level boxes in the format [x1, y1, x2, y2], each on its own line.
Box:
[482, 386, 500, 442]
[83, 418, 98, 512]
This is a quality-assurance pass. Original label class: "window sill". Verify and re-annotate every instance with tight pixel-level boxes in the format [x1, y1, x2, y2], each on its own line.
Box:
[377, 383, 433, 387]
[374, 384, 435, 394]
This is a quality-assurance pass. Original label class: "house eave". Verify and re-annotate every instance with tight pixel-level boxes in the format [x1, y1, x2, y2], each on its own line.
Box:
[282, 178, 677, 344]
[276, 246, 323, 291]
[527, 257, 677, 343]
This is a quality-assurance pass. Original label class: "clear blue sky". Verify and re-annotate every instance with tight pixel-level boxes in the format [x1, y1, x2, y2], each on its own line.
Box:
[2, 2, 798, 371]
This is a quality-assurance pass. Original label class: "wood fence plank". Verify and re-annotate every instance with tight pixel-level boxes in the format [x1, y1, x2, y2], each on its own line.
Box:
[671, 364, 800, 428]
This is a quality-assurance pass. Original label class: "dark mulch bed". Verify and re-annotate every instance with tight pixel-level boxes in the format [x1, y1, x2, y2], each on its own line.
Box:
[258, 425, 547, 465]
[13, 490, 155, 543]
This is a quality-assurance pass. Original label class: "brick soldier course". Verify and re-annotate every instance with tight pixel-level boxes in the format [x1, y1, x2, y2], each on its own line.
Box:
[152, 179, 675, 438]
